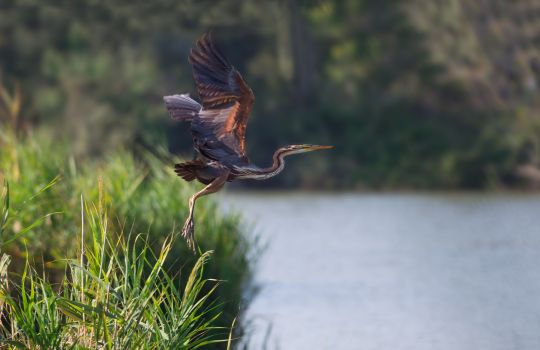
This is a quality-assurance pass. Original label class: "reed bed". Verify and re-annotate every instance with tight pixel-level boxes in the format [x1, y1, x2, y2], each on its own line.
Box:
[0, 121, 257, 348]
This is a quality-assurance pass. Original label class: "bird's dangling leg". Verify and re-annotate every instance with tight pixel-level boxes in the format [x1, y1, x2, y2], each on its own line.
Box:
[182, 170, 229, 251]
[182, 197, 196, 250]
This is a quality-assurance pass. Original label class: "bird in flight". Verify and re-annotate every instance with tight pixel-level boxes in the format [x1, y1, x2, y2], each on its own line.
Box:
[164, 33, 332, 250]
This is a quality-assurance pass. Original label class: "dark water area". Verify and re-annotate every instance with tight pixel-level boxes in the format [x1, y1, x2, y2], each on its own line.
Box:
[218, 192, 540, 350]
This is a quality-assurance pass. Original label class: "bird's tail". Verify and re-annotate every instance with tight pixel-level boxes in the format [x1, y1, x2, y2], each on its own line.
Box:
[164, 94, 201, 121]
[174, 159, 206, 182]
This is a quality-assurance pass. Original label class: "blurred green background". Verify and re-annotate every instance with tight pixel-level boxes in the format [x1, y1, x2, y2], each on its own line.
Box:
[2, 0, 540, 190]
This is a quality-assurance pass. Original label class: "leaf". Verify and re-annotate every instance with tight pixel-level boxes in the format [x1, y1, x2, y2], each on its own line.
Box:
[0, 212, 62, 247]
[0, 182, 9, 235]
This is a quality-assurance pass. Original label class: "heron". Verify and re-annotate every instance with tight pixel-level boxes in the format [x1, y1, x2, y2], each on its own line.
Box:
[164, 33, 333, 250]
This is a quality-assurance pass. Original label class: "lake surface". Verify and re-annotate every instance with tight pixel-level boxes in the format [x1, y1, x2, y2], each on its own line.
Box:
[217, 192, 540, 350]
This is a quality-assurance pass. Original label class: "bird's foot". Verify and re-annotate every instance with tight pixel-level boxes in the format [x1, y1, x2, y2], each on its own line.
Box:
[181, 217, 196, 252]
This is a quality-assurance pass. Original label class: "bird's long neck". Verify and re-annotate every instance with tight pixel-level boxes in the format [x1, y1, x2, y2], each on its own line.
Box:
[262, 148, 288, 177]
[238, 148, 290, 180]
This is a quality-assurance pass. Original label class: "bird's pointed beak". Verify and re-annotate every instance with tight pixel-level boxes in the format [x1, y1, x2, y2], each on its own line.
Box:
[306, 145, 334, 151]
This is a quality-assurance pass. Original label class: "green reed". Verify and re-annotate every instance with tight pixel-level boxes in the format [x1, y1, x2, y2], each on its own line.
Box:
[0, 123, 258, 348]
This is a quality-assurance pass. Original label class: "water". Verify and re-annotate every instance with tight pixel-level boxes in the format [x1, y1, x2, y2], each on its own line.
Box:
[217, 192, 540, 350]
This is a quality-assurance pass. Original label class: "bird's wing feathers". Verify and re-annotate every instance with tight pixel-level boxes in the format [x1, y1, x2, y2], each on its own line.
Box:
[174, 159, 224, 185]
[188, 33, 254, 159]
[163, 94, 201, 121]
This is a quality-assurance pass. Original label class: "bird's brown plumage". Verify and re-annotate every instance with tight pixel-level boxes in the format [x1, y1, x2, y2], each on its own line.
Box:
[188, 33, 254, 161]
[174, 160, 205, 182]
[164, 33, 332, 251]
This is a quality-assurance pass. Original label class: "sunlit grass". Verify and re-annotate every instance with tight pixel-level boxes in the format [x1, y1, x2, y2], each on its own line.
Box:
[0, 123, 258, 348]
[0, 184, 231, 348]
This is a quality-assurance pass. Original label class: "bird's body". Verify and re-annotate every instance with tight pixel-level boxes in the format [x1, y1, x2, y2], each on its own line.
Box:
[164, 33, 332, 249]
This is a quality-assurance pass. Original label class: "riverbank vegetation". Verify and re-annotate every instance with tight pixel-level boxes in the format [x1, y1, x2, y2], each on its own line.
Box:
[0, 118, 257, 348]
[0, 211, 230, 349]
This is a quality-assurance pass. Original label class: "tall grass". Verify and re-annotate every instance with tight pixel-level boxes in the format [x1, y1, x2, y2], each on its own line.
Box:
[0, 182, 231, 348]
[0, 117, 258, 347]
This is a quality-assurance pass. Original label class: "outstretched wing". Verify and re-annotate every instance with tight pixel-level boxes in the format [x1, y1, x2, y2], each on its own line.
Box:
[188, 33, 254, 164]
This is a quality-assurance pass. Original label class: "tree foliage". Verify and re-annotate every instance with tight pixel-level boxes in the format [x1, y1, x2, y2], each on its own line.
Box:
[1, 0, 540, 189]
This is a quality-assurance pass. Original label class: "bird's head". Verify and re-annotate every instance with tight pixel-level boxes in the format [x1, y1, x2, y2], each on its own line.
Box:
[280, 144, 334, 156]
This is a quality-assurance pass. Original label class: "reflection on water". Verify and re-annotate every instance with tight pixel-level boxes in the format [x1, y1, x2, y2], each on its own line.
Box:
[218, 192, 540, 350]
